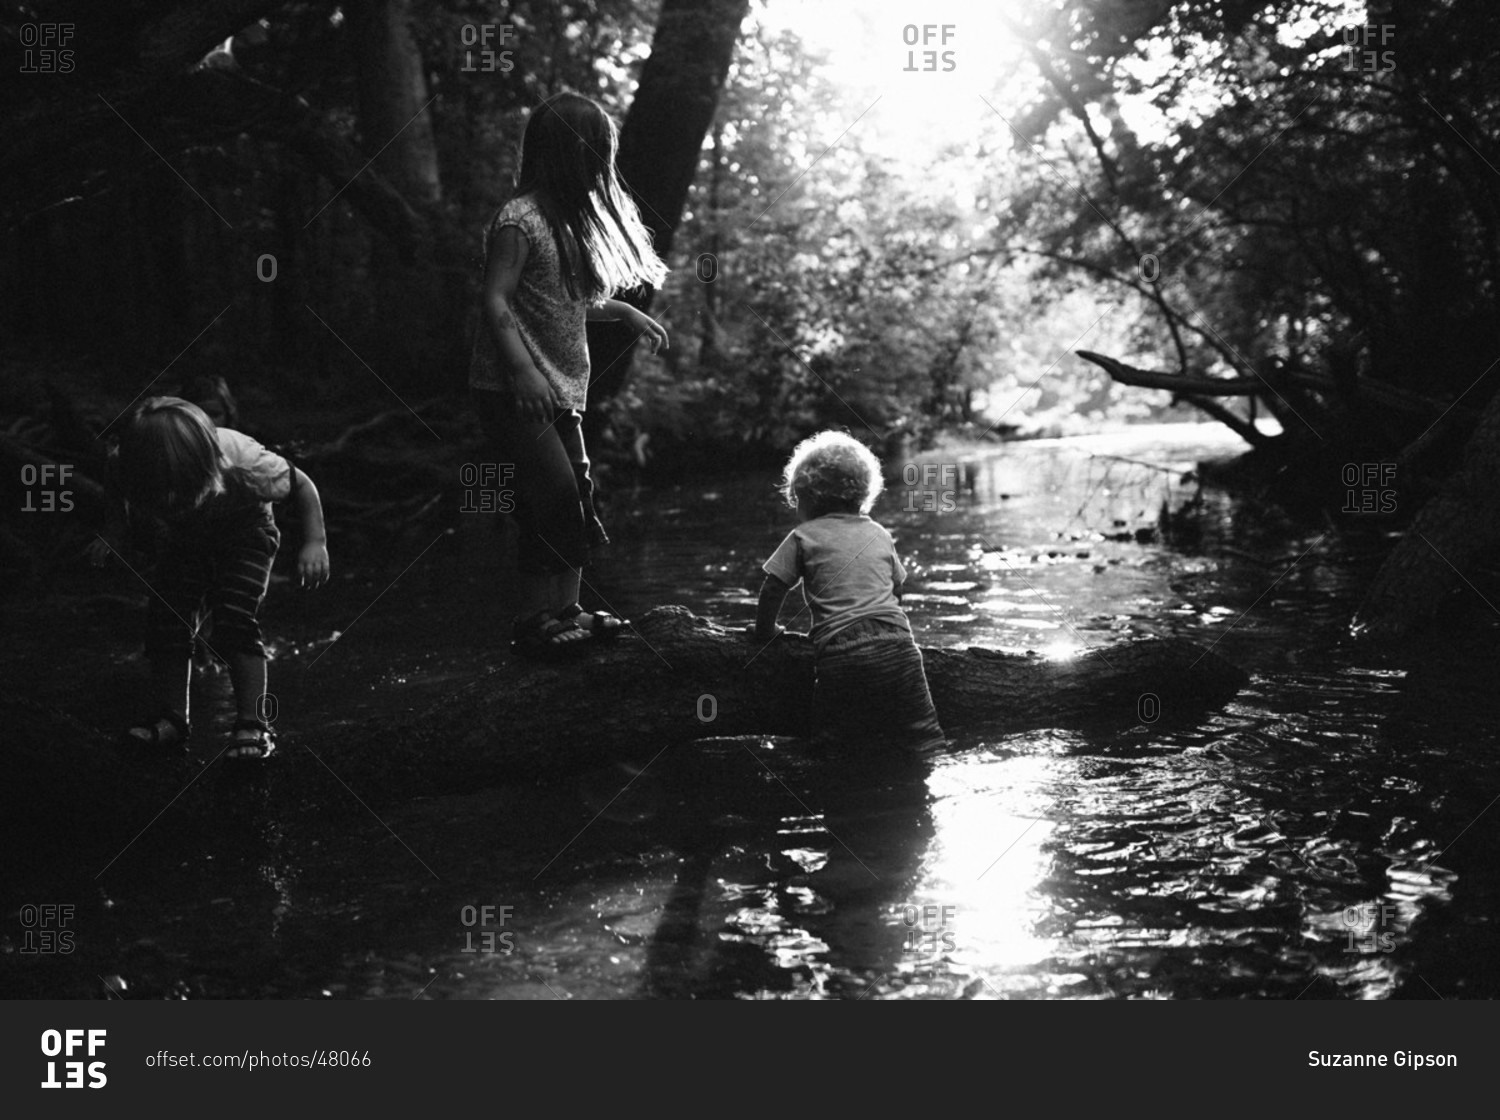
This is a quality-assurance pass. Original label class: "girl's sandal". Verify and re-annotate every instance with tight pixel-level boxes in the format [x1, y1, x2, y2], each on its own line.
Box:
[556, 603, 627, 641]
[227, 717, 276, 761]
[510, 611, 593, 662]
[124, 709, 190, 751]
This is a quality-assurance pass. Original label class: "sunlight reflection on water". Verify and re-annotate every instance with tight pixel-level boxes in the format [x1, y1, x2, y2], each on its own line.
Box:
[422, 422, 1472, 1000]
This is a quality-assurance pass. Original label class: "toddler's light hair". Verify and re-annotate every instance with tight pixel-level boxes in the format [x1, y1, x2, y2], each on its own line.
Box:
[117, 397, 226, 517]
[780, 430, 884, 517]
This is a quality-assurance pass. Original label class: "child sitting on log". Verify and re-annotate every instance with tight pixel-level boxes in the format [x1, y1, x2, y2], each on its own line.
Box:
[88, 397, 329, 759]
[753, 430, 944, 748]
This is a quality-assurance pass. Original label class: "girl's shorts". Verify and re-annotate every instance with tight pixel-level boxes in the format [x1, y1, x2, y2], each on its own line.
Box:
[145, 518, 280, 661]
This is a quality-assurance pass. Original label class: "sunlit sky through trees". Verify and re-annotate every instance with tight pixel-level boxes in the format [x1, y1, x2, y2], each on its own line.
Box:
[735, 0, 1374, 433]
[757, 0, 1372, 152]
[756, 0, 1030, 159]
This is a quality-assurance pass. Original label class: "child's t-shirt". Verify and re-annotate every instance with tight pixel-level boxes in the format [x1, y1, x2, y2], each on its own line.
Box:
[122, 428, 291, 550]
[762, 513, 911, 649]
[218, 428, 293, 506]
[469, 194, 591, 409]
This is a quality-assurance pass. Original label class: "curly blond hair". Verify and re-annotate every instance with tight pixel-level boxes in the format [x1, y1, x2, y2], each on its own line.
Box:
[780, 430, 884, 517]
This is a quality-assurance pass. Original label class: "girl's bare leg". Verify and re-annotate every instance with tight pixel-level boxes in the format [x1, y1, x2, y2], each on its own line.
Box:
[554, 569, 581, 614]
[228, 652, 268, 723]
[150, 656, 191, 723]
[518, 572, 553, 622]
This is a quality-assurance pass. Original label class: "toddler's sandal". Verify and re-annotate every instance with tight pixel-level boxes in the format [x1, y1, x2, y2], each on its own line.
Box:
[227, 718, 276, 761]
[124, 709, 190, 751]
[556, 603, 626, 641]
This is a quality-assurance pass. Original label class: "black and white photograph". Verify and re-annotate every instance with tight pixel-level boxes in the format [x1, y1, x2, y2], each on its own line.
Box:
[1, 0, 1496, 1062]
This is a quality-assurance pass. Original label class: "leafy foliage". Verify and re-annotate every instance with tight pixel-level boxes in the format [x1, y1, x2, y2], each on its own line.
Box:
[999, 0, 1500, 450]
[7, 0, 1495, 480]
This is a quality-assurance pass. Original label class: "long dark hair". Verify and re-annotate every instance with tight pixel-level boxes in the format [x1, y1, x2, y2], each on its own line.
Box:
[514, 92, 667, 301]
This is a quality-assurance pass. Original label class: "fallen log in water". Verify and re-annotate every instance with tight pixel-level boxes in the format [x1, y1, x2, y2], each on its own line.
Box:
[6, 607, 1248, 843]
[378, 606, 1249, 779]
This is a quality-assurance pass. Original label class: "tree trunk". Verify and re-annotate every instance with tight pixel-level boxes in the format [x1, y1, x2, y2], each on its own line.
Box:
[588, 0, 752, 403]
[698, 120, 725, 369]
[347, 0, 441, 206]
[1074, 349, 1460, 451]
[1354, 381, 1500, 639]
[343, 0, 451, 387]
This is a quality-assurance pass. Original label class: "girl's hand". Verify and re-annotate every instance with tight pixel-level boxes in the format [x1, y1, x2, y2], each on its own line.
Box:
[297, 541, 330, 589]
[511, 368, 558, 422]
[628, 308, 669, 354]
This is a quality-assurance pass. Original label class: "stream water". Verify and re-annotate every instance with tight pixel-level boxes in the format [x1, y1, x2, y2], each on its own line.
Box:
[7, 423, 1500, 1000]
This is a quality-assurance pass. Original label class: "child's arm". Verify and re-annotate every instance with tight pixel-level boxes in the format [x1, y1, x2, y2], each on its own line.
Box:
[481, 226, 557, 421]
[754, 574, 793, 641]
[290, 467, 330, 588]
[587, 299, 669, 354]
